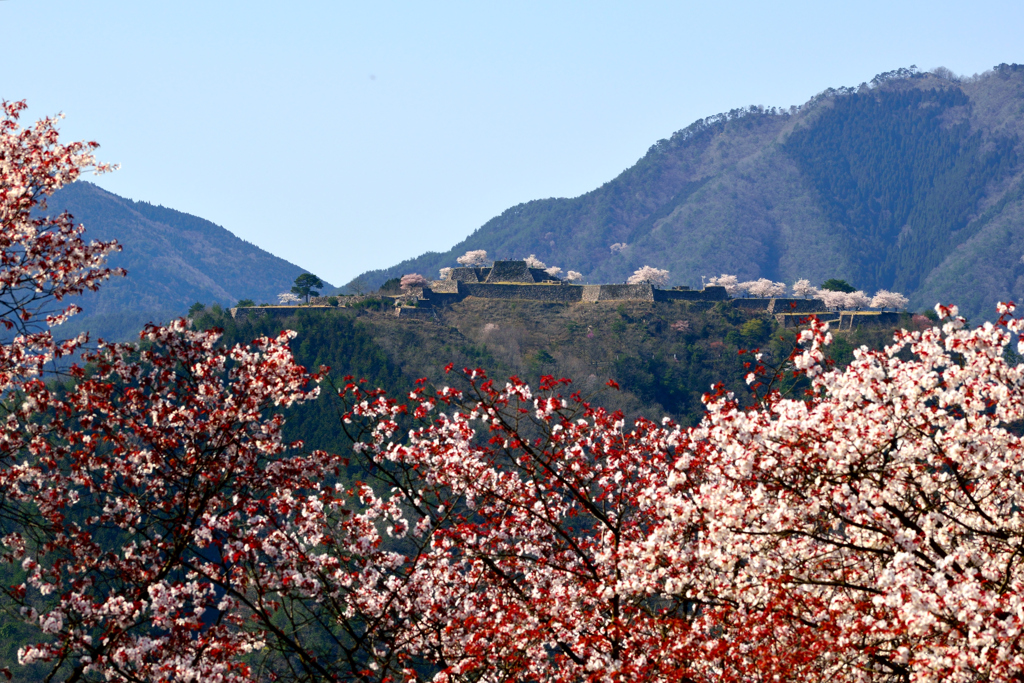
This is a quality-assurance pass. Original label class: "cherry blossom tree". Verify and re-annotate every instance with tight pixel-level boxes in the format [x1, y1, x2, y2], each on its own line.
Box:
[645, 304, 1024, 682]
[13, 98, 1024, 683]
[3, 324, 440, 683]
[792, 278, 817, 298]
[744, 278, 787, 298]
[334, 373, 702, 683]
[0, 104, 426, 683]
[525, 254, 547, 269]
[814, 288, 848, 310]
[277, 291, 301, 304]
[400, 272, 429, 290]
[566, 270, 583, 282]
[0, 100, 122, 390]
[871, 288, 910, 310]
[439, 266, 453, 279]
[707, 274, 740, 296]
[845, 289, 871, 309]
[544, 266, 563, 278]
[457, 249, 489, 266]
[627, 266, 669, 286]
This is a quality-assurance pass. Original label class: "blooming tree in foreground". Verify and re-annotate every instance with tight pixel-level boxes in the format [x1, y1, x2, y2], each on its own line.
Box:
[457, 249, 489, 266]
[644, 305, 1024, 682]
[566, 270, 583, 282]
[11, 98, 1024, 683]
[277, 290, 301, 304]
[0, 100, 122, 390]
[400, 272, 429, 290]
[439, 266, 453, 279]
[335, 373, 699, 683]
[627, 265, 669, 286]
[0, 102, 427, 683]
[544, 266, 563, 278]
[336, 303, 1024, 682]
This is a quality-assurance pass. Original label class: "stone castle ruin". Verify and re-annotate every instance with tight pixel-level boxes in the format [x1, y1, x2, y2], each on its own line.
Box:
[231, 260, 902, 330]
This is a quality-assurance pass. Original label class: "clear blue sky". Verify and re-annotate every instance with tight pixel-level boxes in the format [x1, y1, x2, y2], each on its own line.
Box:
[3, 1, 1023, 286]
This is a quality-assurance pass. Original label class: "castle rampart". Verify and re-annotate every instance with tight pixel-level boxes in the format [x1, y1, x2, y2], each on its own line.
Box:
[229, 261, 902, 332]
[655, 286, 728, 302]
[460, 282, 585, 303]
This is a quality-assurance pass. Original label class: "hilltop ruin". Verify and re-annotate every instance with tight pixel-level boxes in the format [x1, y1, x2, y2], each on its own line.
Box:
[230, 260, 904, 330]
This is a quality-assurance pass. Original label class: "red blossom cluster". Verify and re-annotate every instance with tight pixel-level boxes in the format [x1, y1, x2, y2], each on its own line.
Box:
[0, 100, 122, 390]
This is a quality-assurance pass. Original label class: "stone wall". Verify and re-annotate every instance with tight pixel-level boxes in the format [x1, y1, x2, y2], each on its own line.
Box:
[394, 307, 438, 320]
[461, 283, 584, 303]
[590, 284, 656, 301]
[729, 297, 828, 313]
[654, 286, 728, 302]
[528, 268, 560, 282]
[230, 305, 341, 320]
[837, 311, 902, 330]
[308, 294, 378, 306]
[429, 279, 460, 293]
[421, 290, 464, 307]
[766, 298, 827, 314]
[731, 298, 773, 311]
[775, 311, 903, 330]
[485, 261, 535, 283]
[447, 267, 487, 283]
[775, 312, 838, 328]
[579, 284, 728, 303]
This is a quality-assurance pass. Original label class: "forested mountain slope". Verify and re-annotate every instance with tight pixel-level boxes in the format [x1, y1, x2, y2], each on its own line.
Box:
[44, 182, 331, 340]
[358, 64, 1024, 323]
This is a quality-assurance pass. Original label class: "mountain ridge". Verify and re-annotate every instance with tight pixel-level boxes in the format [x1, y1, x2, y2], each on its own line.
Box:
[45, 181, 333, 340]
[354, 64, 1024, 323]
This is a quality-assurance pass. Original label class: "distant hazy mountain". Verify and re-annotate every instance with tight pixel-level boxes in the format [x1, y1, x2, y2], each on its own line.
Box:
[357, 64, 1024, 323]
[46, 182, 330, 341]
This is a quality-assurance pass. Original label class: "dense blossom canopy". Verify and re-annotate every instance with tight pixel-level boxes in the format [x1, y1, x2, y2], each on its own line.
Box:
[744, 277, 787, 297]
[456, 249, 488, 266]
[627, 265, 669, 286]
[524, 254, 546, 269]
[400, 272, 429, 290]
[4, 101, 1024, 682]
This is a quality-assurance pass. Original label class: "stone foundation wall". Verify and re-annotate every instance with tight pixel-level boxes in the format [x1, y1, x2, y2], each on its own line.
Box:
[579, 284, 728, 303]
[461, 283, 584, 303]
[775, 312, 838, 328]
[731, 298, 772, 311]
[654, 286, 728, 302]
[230, 305, 341, 320]
[395, 307, 438, 320]
[591, 284, 656, 301]
[837, 311, 902, 330]
[485, 261, 535, 283]
[422, 290, 464, 307]
[309, 295, 377, 306]
[447, 267, 487, 283]
[775, 310, 903, 330]
[429, 279, 460, 293]
[766, 298, 827, 314]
